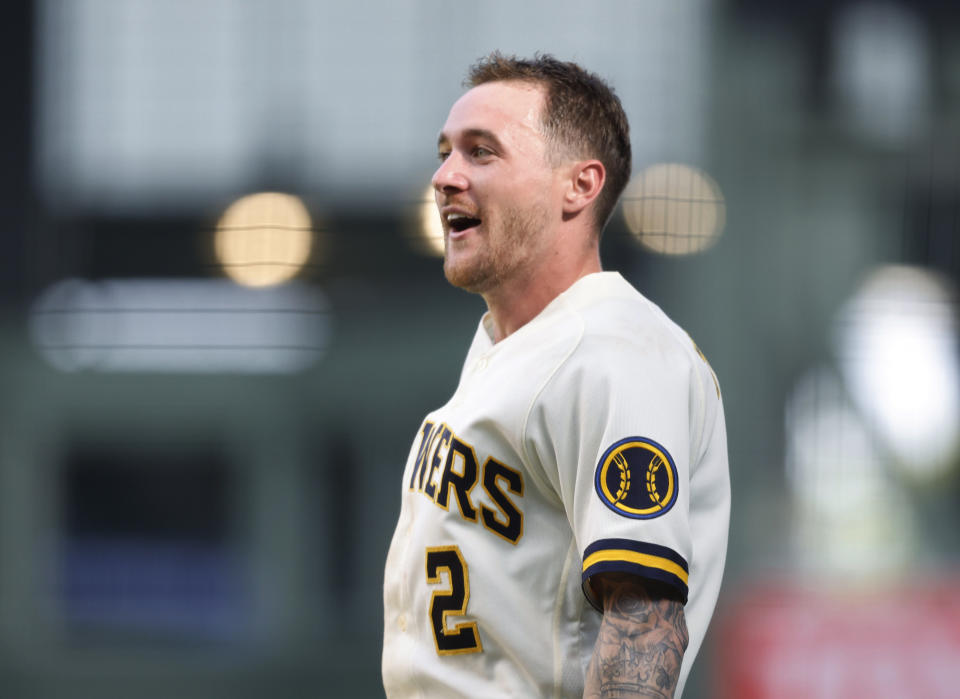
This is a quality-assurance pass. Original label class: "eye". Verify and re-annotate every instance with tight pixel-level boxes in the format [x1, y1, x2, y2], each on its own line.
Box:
[472, 146, 493, 158]
[437, 150, 451, 162]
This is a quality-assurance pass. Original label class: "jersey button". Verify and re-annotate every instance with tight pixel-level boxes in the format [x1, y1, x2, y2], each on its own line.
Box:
[398, 614, 408, 632]
[476, 357, 488, 371]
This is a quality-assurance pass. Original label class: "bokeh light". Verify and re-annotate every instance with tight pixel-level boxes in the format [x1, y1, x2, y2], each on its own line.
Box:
[784, 366, 913, 580]
[29, 278, 330, 374]
[215, 192, 314, 287]
[413, 183, 445, 257]
[835, 265, 960, 481]
[622, 163, 725, 255]
[831, 1, 930, 146]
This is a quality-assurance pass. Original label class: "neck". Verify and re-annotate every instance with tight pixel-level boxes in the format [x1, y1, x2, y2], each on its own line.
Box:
[482, 245, 602, 343]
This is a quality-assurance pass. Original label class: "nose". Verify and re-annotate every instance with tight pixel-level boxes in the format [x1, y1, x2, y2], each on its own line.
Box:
[432, 153, 469, 195]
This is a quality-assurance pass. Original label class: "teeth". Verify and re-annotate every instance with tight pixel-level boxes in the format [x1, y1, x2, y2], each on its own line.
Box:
[446, 213, 467, 222]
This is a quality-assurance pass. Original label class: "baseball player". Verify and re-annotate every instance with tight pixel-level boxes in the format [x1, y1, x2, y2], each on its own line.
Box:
[383, 53, 730, 698]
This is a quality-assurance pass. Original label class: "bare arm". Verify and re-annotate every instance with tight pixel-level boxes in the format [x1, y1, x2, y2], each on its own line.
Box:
[583, 573, 689, 699]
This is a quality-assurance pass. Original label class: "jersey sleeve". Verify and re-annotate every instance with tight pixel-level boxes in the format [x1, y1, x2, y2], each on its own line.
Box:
[524, 327, 703, 609]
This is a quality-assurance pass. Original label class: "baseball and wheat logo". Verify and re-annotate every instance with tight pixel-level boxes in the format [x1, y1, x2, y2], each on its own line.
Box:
[594, 437, 678, 519]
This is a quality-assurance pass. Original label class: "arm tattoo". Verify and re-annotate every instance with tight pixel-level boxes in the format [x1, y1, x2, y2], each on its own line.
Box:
[584, 574, 689, 699]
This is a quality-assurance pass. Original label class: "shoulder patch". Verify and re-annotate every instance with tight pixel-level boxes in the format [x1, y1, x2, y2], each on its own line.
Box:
[594, 437, 678, 519]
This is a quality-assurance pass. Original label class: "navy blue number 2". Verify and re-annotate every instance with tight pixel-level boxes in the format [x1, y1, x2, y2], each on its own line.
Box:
[425, 546, 483, 655]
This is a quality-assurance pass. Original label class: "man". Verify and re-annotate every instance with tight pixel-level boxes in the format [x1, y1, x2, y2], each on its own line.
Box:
[383, 52, 730, 698]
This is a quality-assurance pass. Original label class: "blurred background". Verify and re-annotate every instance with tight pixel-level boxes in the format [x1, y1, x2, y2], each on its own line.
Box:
[1, 0, 959, 697]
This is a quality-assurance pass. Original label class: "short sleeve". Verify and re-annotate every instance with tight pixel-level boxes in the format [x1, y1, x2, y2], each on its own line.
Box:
[524, 329, 696, 608]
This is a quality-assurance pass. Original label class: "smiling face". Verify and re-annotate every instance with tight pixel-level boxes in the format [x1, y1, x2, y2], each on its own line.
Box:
[433, 81, 565, 295]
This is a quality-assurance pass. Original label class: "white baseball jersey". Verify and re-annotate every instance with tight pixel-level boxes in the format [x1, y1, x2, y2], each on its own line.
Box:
[383, 272, 730, 698]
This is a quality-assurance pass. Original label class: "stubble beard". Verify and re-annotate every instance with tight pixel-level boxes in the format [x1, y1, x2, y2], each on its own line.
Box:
[443, 200, 550, 295]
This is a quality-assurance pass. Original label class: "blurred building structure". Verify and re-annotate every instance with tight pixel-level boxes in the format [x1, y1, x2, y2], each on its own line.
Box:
[0, 1, 958, 697]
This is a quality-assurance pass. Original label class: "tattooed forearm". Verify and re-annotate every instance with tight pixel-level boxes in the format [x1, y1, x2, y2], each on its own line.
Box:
[583, 574, 689, 699]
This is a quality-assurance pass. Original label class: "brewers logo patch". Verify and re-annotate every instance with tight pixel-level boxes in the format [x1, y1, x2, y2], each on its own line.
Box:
[594, 437, 678, 519]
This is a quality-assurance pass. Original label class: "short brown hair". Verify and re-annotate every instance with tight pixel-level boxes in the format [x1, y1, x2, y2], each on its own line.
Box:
[466, 52, 632, 234]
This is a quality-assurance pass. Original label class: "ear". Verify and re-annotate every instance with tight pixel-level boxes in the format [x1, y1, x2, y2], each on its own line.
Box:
[562, 160, 606, 216]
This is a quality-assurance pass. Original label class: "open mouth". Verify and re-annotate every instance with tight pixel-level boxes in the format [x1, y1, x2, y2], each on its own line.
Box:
[447, 214, 482, 234]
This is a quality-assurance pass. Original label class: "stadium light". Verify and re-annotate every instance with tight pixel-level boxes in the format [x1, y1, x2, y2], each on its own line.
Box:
[215, 192, 314, 287]
[29, 278, 330, 374]
[621, 163, 725, 255]
[412, 183, 445, 257]
[835, 265, 960, 481]
[784, 366, 913, 579]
